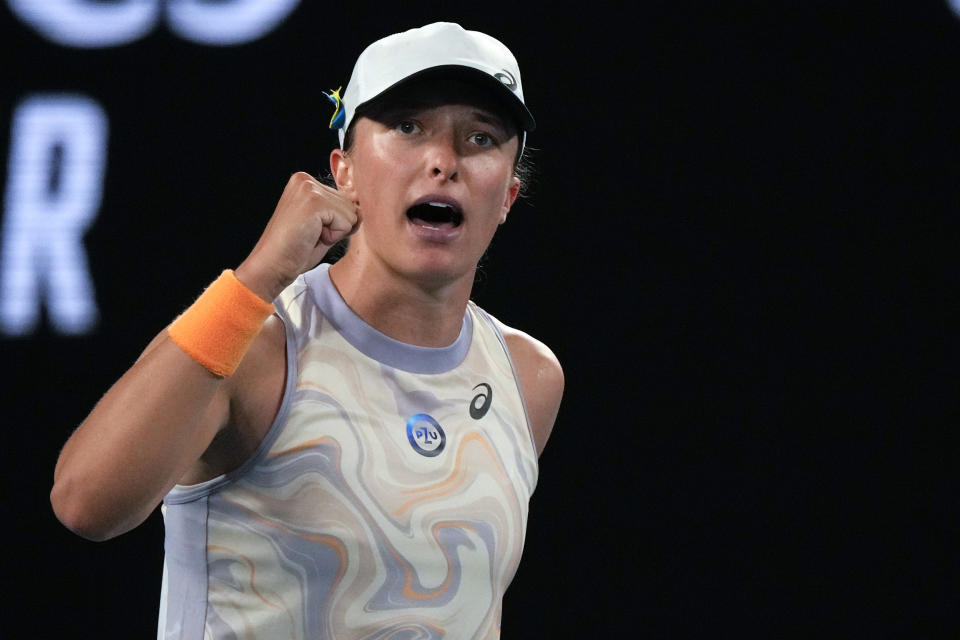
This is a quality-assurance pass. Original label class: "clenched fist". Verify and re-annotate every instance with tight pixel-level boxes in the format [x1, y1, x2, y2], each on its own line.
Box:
[235, 172, 359, 301]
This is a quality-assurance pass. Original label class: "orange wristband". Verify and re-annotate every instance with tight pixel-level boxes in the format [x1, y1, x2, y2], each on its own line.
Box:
[168, 270, 275, 377]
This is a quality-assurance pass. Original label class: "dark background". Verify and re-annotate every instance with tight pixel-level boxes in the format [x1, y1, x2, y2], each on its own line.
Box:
[2, 1, 956, 637]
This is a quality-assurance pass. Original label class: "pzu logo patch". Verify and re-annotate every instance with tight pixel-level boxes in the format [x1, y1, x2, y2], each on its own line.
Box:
[406, 413, 446, 457]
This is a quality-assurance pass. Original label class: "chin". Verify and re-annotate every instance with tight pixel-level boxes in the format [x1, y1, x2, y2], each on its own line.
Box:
[401, 253, 476, 288]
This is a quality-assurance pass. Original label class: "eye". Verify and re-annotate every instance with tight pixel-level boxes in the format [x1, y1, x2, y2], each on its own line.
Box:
[396, 120, 420, 135]
[470, 132, 497, 147]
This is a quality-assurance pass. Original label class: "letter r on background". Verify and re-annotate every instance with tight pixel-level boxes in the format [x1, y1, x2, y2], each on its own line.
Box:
[1, 94, 108, 335]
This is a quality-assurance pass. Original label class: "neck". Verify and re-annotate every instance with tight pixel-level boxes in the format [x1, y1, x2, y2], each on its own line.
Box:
[327, 254, 474, 348]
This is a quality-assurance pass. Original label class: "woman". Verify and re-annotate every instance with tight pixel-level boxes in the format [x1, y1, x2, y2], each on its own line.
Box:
[51, 22, 563, 639]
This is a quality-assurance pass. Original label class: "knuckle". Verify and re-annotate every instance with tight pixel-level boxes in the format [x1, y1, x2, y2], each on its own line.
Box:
[292, 172, 319, 193]
[288, 171, 310, 185]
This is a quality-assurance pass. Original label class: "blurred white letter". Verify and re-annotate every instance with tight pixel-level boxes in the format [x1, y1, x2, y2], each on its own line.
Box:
[165, 0, 300, 45]
[6, 0, 159, 48]
[1, 95, 108, 335]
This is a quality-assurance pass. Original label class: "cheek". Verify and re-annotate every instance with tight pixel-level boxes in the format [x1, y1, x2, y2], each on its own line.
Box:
[475, 164, 515, 211]
[353, 168, 404, 222]
[352, 136, 412, 201]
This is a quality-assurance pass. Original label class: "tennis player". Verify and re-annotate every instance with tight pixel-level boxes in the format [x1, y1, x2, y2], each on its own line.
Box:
[52, 22, 563, 639]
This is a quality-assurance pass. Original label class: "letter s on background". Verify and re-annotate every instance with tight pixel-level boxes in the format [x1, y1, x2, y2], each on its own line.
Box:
[7, 0, 159, 48]
[163, 0, 301, 46]
[7, 0, 302, 48]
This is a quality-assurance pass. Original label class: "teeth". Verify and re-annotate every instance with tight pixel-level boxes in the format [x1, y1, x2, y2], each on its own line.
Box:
[406, 201, 462, 229]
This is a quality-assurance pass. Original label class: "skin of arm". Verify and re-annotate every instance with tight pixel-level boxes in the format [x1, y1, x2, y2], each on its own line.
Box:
[49, 309, 288, 542]
[50, 331, 236, 541]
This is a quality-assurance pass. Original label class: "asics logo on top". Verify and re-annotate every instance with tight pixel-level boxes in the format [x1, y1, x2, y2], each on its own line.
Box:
[494, 70, 517, 91]
[470, 383, 493, 419]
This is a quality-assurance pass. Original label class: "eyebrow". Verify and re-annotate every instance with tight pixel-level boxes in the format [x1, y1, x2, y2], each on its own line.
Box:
[470, 109, 509, 130]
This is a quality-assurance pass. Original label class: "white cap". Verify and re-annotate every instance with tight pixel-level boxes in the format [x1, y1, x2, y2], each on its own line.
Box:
[335, 22, 535, 151]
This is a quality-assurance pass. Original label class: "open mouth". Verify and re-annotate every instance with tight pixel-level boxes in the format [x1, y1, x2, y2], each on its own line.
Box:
[406, 201, 463, 228]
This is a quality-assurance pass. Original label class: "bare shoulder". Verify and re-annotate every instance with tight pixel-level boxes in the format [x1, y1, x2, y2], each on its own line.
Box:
[496, 321, 564, 457]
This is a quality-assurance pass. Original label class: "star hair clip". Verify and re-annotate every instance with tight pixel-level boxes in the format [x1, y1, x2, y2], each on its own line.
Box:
[324, 86, 346, 130]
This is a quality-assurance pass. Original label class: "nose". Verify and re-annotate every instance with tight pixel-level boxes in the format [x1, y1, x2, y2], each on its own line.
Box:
[427, 133, 459, 182]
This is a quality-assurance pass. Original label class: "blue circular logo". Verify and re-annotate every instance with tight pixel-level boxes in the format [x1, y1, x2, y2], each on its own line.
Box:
[406, 413, 446, 457]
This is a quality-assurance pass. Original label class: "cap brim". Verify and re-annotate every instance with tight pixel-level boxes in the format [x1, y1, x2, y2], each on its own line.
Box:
[355, 65, 536, 134]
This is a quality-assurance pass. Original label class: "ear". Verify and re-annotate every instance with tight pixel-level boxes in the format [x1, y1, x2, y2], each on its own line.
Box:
[499, 176, 521, 225]
[330, 148, 356, 200]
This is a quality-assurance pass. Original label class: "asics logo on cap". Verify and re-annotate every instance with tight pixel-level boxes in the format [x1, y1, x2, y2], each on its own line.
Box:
[494, 70, 518, 91]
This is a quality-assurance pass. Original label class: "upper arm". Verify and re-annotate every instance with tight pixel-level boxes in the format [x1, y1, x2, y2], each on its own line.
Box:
[501, 326, 564, 457]
[182, 314, 288, 484]
[50, 302, 287, 541]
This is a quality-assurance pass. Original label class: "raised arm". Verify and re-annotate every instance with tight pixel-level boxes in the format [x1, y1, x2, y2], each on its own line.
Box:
[50, 172, 358, 541]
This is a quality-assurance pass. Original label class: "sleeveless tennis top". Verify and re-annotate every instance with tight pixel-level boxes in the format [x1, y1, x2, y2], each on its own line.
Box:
[158, 264, 539, 639]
